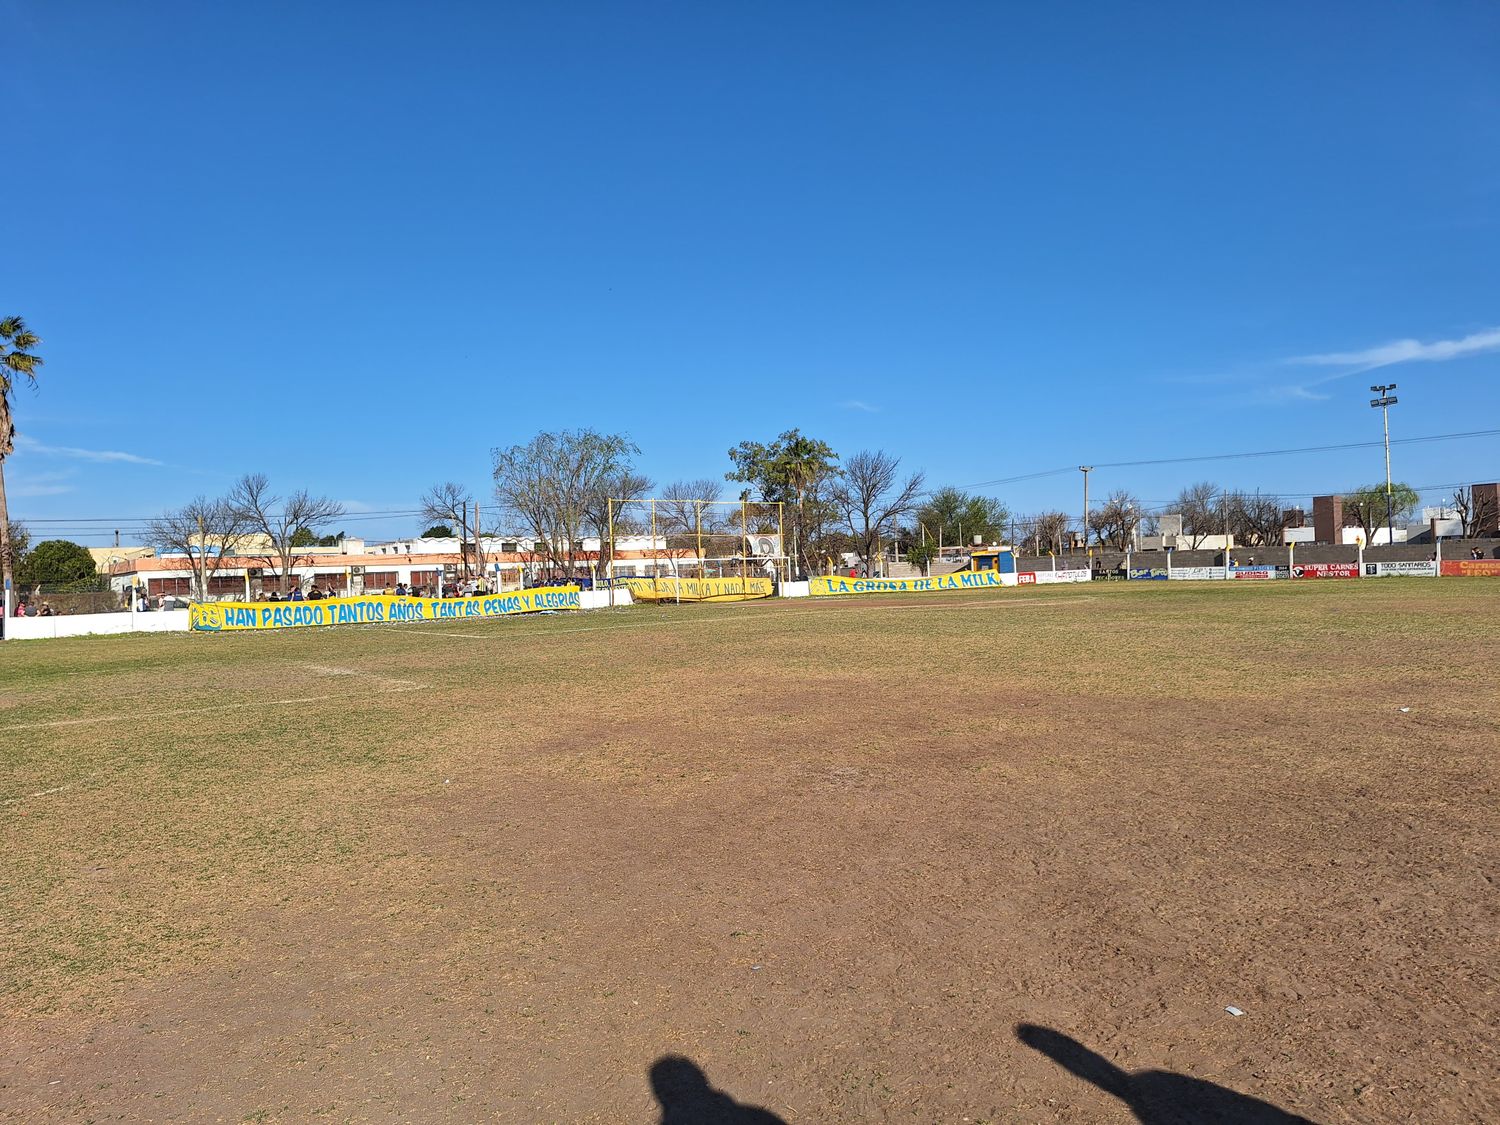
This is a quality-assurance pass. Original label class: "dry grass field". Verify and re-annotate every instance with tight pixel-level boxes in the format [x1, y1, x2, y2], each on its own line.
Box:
[2, 580, 1497, 1123]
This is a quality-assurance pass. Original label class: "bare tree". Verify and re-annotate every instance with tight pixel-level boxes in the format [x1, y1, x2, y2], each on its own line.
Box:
[1014, 511, 1071, 556]
[420, 482, 476, 578]
[145, 495, 257, 601]
[1175, 482, 1220, 548]
[1225, 491, 1284, 547]
[657, 479, 723, 549]
[228, 473, 346, 594]
[493, 429, 641, 583]
[830, 450, 925, 571]
[584, 467, 652, 581]
[1090, 490, 1142, 551]
[1452, 485, 1498, 539]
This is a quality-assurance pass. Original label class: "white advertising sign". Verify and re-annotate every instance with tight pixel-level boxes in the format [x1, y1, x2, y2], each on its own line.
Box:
[1363, 561, 1437, 577]
[1168, 566, 1227, 581]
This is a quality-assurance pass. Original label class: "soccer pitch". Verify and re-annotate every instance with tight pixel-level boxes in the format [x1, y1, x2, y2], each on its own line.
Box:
[3, 581, 1497, 1122]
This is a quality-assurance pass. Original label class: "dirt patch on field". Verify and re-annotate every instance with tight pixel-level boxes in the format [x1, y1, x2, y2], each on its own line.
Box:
[2, 585, 1498, 1122]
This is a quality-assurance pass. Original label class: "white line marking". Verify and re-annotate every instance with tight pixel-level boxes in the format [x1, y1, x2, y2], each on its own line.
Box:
[420, 596, 1096, 639]
[1, 782, 79, 806]
[0, 686, 422, 733]
[877, 595, 1099, 610]
[298, 663, 423, 689]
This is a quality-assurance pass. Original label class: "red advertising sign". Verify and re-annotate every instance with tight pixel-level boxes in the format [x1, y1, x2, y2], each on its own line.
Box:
[1291, 562, 1360, 579]
[1440, 559, 1500, 577]
[1017, 572, 1037, 584]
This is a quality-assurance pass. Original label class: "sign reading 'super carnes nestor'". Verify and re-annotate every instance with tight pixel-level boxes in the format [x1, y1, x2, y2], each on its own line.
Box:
[189, 587, 581, 632]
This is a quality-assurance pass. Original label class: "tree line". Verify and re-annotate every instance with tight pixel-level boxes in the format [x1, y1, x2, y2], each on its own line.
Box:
[5, 309, 1496, 600]
[115, 428, 1500, 602]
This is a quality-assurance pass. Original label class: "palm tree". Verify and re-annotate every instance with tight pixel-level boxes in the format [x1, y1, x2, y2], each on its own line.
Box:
[1, 316, 45, 605]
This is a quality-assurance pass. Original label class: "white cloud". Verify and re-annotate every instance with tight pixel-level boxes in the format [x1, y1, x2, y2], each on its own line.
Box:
[11, 482, 74, 497]
[8, 470, 76, 498]
[838, 399, 880, 413]
[13, 434, 165, 466]
[1290, 327, 1500, 370]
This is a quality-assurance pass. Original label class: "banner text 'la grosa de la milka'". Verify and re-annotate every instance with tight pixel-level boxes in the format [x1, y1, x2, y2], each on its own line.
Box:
[810, 569, 1018, 597]
[189, 586, 581, 632]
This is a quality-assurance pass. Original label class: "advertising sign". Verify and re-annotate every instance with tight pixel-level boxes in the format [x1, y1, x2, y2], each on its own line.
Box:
[1030, 569, 1092, 584]
[1168, 566, 1227, 581]
[1440, 559, 1500, 577]
[621, 576, 772, 602]
[809, 570, 1017, 596]
[1363, 561, 1437, 578]
[1291, 562, 1360, 579]
[1230, 566, 1281, 580]
[1128, 568, 1168, 580]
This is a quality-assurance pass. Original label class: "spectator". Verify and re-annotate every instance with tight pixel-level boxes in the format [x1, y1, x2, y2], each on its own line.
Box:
[40, 602, 56, 616]
[289, 586, 305, 601]
[307, 586, 323, 601]
[14, 598, 27, 617]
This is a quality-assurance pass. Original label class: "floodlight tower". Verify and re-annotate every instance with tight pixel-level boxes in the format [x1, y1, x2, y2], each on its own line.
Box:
[1370, 384, 1398, 546]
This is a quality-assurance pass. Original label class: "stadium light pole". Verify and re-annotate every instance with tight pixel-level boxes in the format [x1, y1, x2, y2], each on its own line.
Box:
[1079, 466, 1093, 557]
[1370, 384, 1398, 546]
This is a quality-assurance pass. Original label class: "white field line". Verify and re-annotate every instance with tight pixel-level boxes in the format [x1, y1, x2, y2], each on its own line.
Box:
[298, 663, 424, 689]
[0, 685, 422, 734]
[425, 595, 1096, 638]
[1, 780, 86, 806]
[877, 595, 1099, 610]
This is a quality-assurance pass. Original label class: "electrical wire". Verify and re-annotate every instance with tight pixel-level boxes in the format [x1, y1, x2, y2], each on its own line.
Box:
[956, 428, 1500, 490]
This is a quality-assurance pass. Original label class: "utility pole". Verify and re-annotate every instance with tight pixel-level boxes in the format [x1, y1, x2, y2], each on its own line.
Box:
[472, 499, 480, 585]
[1079, 466, 1093, 557]
[1370, 384, 1399, 547]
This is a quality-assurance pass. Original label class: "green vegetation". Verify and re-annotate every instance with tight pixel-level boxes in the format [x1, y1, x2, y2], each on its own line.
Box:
[17, 539, 98, 587]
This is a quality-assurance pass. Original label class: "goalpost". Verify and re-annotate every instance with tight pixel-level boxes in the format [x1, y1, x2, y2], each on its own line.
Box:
[605, 498, 787, 604]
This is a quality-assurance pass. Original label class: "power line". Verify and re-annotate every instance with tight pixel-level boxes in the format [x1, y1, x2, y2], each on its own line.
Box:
[956, 428, 1500, 490]
[20, 508, 426, 524]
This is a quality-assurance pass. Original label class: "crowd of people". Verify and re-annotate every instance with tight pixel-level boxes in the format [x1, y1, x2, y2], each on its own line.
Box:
[244, 578, 498, 602]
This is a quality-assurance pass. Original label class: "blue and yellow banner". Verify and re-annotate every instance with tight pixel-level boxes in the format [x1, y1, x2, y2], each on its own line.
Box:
[809, 570, 1017, 596]
[190, 586, 581, 632]
[621, 576, 773, 602]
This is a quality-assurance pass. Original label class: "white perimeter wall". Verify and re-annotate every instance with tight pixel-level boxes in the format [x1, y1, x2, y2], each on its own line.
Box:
[4, 592, 636, 641]
[4, 610, 192, 640]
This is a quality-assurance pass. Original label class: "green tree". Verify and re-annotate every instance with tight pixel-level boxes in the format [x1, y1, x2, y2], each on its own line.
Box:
[1343, 482, 1421, 545]
[421, 524, 454, 538]
[18, 539, 97, 587]
[913, 487, 1009, 550]
[289, 526, 319, 548]
[726, 429, 838, 576]
[1, 316, 44, 603]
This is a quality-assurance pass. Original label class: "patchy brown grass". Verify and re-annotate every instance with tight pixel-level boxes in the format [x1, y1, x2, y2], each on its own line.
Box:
[1, 580, 1497, 1122]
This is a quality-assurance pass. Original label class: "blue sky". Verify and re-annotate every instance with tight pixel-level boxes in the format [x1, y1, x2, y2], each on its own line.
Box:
[6, 1, 1499, 544]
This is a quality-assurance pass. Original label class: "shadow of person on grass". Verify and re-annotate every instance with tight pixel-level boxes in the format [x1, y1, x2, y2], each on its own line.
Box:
[1018, 1024, 1317, 1123]
[649, 1055, 786, 1124]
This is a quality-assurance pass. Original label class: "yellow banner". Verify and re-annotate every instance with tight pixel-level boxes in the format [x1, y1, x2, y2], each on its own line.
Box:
[190, 586, 581, 632]
[809, 571, 1016, 596]
[621, 576, 773, 602]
